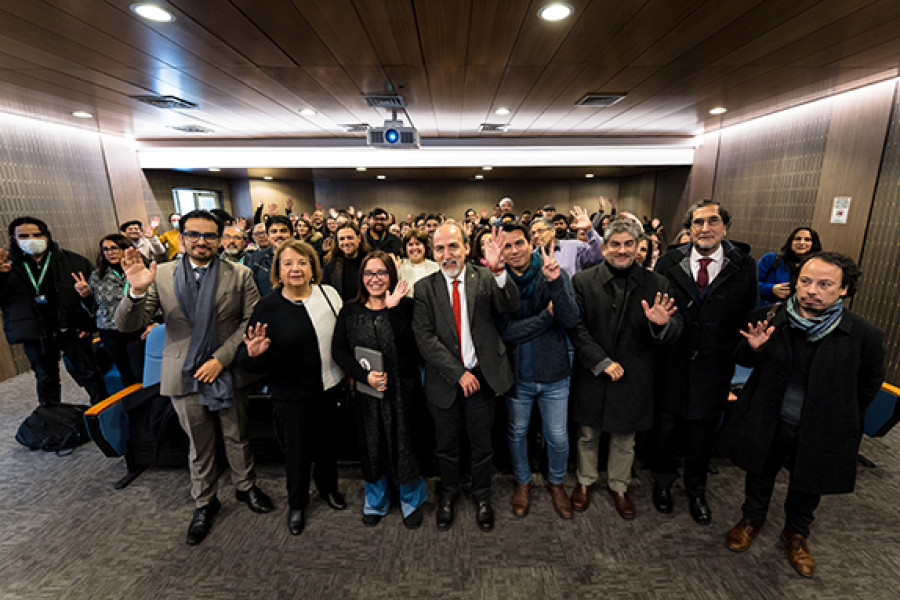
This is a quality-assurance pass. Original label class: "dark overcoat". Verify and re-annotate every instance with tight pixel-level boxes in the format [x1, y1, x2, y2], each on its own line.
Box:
[568, 263, 683, 433]
[718, 305, 885, 495]
[654, 241, 758, 420]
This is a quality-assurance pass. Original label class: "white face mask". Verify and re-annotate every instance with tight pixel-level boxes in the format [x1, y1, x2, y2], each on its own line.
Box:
[18, 238, 48, 256]
[170, 219, 180, 228]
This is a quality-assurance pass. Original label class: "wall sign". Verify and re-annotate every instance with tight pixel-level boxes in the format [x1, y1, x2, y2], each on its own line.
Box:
[830, 196, 851, 224]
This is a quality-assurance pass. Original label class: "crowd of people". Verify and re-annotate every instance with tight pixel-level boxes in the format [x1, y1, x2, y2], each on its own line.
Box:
[0, 195, 886, 579]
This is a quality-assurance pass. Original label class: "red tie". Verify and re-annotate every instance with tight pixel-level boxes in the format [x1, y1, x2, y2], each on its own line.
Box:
[697, 257, 712, 292]
[452, 279, 463, 364]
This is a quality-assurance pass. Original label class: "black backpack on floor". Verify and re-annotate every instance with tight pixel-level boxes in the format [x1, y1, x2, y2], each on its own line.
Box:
[16, 404, 91, 455]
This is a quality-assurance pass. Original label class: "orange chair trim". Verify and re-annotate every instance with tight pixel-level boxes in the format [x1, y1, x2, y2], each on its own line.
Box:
[84, 383, 144, 416]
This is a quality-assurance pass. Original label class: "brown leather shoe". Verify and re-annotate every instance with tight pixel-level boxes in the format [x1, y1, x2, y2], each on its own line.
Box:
[726, 517, 761, 552]
[607, 487, 635, 520]
[547, 483, 573, 519]
[570, 483, 593, 512]
[781, 529, 815, 578]
[511, 482, 532, 517]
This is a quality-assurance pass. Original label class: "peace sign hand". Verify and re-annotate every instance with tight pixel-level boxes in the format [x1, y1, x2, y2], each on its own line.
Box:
[242, 322, 271, 357]
[0, 248, 11, 273]
[71, 272, 91, 298]
[540, 244, 560, 281]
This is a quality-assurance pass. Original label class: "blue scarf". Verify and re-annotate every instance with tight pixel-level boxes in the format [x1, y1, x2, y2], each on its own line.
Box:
[508, 253, 542, 299]
[785, 295, 844, 342]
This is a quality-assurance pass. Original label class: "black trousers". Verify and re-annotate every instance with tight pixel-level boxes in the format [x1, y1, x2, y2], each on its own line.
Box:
[273, 388, 340, 510]
[428, 370, 495, 503]
[650, 408, 719, 498]
[98, 329, 145, 386]
[21, 332, 107, 406]
[742, 420, 821, 537]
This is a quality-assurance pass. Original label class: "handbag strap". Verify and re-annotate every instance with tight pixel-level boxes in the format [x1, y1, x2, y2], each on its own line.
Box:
[319, 285, 338, 318]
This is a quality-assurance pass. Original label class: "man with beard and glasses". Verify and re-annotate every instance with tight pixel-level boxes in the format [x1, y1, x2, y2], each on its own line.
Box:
[413, 224, 519, 532]
[364, 206, 402, 256]
[115, 209, 273, 546]
[719, 252, 884, 578]
[650, 200, 758, 526]
[221, 226, 251, 265]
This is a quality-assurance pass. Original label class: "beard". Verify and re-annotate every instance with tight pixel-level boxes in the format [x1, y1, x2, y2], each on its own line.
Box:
[441, 259, 461, 278]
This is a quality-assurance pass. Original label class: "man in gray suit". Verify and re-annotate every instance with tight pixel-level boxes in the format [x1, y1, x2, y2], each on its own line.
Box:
[115, 210, 273, 546]
[413, 223, 519, 531]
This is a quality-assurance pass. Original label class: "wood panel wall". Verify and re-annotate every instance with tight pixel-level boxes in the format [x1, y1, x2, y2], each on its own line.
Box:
[0, 113, 120, 381]
[854, 81, 900, 384]
[142, 170, 234, 231]
[709, 102, 832, 259]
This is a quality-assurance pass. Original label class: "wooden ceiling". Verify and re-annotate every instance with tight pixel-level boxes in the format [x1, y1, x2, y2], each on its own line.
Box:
[1, 0, 899, 146]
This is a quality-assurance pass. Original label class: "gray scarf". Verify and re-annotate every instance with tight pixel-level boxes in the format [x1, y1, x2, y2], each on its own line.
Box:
[174, 255, 233, 410]
[785, 295, 844, 342]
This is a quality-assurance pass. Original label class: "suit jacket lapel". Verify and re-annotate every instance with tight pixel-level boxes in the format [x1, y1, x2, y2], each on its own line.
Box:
[433, 272, 458, 343]
[466, 267, 478, 323]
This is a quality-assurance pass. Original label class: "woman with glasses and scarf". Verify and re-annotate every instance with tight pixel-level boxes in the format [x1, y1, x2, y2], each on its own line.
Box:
[331, 250, 428, 529]
[75, 233, 149, 386]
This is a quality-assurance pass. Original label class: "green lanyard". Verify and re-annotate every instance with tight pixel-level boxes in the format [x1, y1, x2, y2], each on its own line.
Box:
[23, 251, 52, 294]
[111, 268, 130, 297]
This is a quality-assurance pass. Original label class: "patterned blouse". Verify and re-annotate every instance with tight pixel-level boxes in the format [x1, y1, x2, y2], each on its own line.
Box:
[87, 267, 129, 330]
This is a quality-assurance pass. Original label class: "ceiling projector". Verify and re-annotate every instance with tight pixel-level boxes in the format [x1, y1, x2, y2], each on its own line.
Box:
[367, 119, 419, 149]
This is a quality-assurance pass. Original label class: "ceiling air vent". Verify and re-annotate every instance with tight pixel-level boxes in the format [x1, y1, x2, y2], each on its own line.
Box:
[575, 93, 627, 107]
[168, 124, 214, 133]
[478, 123, 509, 133]
[340, 123, 371, 133]
[362, 94, 407, 109]
[131, 95, 199, 110]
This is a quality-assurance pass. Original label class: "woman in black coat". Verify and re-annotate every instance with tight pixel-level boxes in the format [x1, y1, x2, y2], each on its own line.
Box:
[331, 250, 428, 529]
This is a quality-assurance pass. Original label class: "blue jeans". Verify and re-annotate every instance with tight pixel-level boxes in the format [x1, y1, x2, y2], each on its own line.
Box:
[507, 378, 570, 485]
[364, 475, 428, 518]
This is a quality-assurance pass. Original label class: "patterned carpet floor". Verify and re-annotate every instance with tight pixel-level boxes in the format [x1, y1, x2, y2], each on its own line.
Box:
[1, 369, 899, 599]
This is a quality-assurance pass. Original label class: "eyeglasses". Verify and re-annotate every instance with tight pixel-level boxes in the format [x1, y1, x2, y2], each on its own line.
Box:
[691, 216, 722, 228]
[362, 269, 390, 280]
[183, 231, 220, 242]
[101, 246, 124, 252]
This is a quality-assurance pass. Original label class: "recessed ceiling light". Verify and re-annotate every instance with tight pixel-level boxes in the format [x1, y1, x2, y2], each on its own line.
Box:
[299, 108, 317, 116]
[376, 175, 387, 180]
[709, 106, 727, 115]
[584, 173, 595, 178]
[130, 4, 175, 23]
[494, 107, 511, 116]
[71, 111, 93, 119]
[538, 3, 573, 21]
[208, 167, 221, 172]
[263, 176, 273, 180]
[356, 167, 367, 172]
[475, 174, 484, 180]
[482, 166, 493, 171]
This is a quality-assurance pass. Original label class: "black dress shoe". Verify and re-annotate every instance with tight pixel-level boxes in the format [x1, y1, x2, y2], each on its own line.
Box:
[362, 513, 382, 527]
[689, 495, 711, 525]
[403, 507, 424, 530]
[236, 485, 275, 513]
[436, 497, 455, 530]
[186, 498, 221, 546]
[476, 500, 494, 532]
[652, 485, 673, 514]
[320, 491, 347, 511]
[287, 509, 305, 535]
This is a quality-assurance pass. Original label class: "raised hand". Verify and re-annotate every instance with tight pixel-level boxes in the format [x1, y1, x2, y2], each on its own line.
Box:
[641, 292, 677, 325]
[285, 198, 294, 212]
[0, 248, 11, 273]
[267, 203, 278, 217]
[604, 361, 625, 382]
[540, 244, 560, 281]
[569, 205, 591, 230]
[149, 216, 161, 231]
[741, 320, 774, 350]
[242, 322, 271, 357]
[483, 225, 507, 271]
[121, 247, 156, 294]
[72, 272, 91, 298]
[234, 216, 248, 231]
[386, 279, 409, 307]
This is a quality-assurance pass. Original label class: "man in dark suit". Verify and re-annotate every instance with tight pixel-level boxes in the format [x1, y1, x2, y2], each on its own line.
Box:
[413, 223, 520, 531]
[720, 252, 884, 578]
[115, 209, 274, 546]
[650, 200, 758, 525]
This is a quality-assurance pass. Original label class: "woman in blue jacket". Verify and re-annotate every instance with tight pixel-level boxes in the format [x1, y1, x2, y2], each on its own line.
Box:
[758, 227, 821, 305]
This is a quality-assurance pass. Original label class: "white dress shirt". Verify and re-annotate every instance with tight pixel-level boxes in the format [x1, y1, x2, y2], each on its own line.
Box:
[440, 265, 507, 370]
[690, 244, 724, 285]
